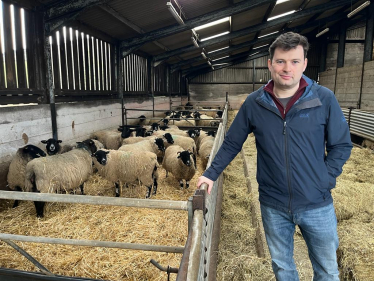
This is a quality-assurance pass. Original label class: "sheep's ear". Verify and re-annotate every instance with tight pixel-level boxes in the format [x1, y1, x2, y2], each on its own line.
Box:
[41, 140, 47, 143]
[177, 152, 181, 158]
[105, 151, 110, 155]
[58, 140, 62, 143]
[189, 152, 193, 155]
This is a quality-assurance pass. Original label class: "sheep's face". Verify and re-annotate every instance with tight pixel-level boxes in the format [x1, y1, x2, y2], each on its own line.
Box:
[154, 138, 166, 151]
[187, 130, 196, 138]
[41, 138, 62, 155]
[163, 133, 174, 144]
[177, 151, 194, 167]
[23, 145, 47, 159]
[136, 128, 147, 137]
[151, 123, 160, 131]
[92, 150, 110, 165]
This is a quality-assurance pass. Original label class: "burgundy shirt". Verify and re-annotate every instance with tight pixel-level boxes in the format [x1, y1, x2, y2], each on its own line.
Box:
[264, 77, 308, 119]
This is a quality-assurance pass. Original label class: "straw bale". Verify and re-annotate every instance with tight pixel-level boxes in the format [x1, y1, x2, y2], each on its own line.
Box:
[337, 219, 374, 280]
[332, 180, 374, 222]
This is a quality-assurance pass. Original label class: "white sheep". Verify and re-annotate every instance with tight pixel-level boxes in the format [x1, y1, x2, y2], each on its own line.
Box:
[118, 137, 165, 159]
[24, 142, 93, 217]
[166, 135, 197, 169]
[92, 149, 159, 198]
[90, 130, 122, 150]
[162, 145, 196, 189]
[198, 137, 215, 169]
[7, 145, 47, 208]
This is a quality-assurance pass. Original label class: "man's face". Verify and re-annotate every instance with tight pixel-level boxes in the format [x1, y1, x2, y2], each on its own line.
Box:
[268, 45, 308, 91]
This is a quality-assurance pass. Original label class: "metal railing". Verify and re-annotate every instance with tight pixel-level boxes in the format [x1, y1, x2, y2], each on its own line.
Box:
[177, 102, 229, 280]
[342, 108, 374, 141]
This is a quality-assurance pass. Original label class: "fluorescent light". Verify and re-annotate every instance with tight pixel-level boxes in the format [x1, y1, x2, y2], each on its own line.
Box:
[276, 0, 290, 4]
[207, 60, 212, 66]
[191, 37, 199, 48]
[211, 66, 215, 70]
[212, 55, 229, 61]
[316, 28, 329, 38]
[208, 46, 229, 53]
[213, 63, 230, 66]
[194, 17, 230, 31]
[253, 44, 269, 49]
[347, 1, 370, 18]
[268, 10, 295, 21]
[201, 31, 230, 42]
[250, 51, 260, 56]
[258, 31, 279, 38]
[201, 52, 207, 59]
[166, 2, 184, 25]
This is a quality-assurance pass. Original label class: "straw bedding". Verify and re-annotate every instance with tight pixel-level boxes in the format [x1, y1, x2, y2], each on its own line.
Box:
[217, 110, 374, 280]
[0, 156, 205, 280]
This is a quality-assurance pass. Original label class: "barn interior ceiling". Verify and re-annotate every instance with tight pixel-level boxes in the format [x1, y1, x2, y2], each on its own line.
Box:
[30, 0, 370, 79]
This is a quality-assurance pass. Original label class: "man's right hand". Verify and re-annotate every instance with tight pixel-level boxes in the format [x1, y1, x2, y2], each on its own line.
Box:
[196, 176, 214, 194]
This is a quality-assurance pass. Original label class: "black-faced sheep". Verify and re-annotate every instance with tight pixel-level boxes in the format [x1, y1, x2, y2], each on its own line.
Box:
[165, 135, 197, 169]
[117, 126, 136, 138]
[196, 131, 216, 150]
[41, 138, 75, 156]
[119, 138, 165, 158]
[91, 130, 122, 150]
[92, 149, 159, 198]
[24, 142, 93, 217]
[7, 145, 47, 208]
[162, 145, 196, 189]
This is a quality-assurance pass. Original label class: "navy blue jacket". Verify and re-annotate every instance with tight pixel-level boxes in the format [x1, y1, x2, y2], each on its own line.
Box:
[203, 75, 352, 213]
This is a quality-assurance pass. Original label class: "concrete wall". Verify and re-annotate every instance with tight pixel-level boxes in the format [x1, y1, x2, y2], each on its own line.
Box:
[0, 96, 175, 190]
[361, 60, 374, 110]
[319, 60, 374, 110]
[189, 83, 265, 109]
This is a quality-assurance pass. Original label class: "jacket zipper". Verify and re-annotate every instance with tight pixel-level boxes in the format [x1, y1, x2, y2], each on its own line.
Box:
[283, 116, 292, 213]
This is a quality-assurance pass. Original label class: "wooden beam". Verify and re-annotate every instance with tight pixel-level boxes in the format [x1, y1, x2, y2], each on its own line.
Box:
[120, 0, 276, 49]
[171, 10, 349, 73]
[153, 0, 353, 62]
[363, 2, 374, 62]
[45, 0, 104, 21]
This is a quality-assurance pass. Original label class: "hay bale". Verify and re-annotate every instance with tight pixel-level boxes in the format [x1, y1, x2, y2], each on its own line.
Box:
[337, 219, 374, 281]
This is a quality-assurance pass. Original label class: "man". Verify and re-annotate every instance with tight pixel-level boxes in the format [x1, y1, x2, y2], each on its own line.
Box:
[196, 32, 352, 280]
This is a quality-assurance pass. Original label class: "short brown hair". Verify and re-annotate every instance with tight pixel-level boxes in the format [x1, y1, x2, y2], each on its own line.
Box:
[269, 32, 309, 61]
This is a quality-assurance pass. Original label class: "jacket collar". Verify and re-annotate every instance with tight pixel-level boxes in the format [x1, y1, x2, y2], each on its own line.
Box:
[256, 75, 322, 115]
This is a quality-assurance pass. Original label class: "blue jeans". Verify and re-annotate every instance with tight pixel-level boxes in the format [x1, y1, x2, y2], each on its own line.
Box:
[260, 203, 340, 281]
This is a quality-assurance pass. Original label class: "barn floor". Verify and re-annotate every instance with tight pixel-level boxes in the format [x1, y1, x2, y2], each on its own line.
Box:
[0, 154, 207, 280]
[217, 110, 374, 281]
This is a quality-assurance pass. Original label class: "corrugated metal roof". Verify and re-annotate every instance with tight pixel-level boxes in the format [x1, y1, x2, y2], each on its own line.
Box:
[37, 0, 368, 76]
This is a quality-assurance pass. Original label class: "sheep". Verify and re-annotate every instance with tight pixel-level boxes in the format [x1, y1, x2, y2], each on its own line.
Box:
[117, 126, 136, 138]
[91, 130, 122, 150]
[165, 135, 197, 169]
[92, 149, 159, 198]
[162, 145, 196, 189]
[198, 137, 215, 169]
[7, 145, 47, 208]
[82, 139, 104, 153]
[24, 142, 93, 217]
[164, 128, 200, 139]
[40, 138, 75, 155]
[196, 131, 216, 150]
[119, 138, 165, 158]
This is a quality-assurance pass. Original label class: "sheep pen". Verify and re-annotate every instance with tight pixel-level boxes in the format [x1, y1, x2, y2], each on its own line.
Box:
[0, 152, 207, 280]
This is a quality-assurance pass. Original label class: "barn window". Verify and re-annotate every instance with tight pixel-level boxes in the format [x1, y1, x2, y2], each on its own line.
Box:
[49, 26, 113, 92]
